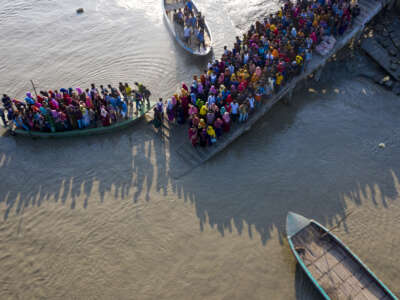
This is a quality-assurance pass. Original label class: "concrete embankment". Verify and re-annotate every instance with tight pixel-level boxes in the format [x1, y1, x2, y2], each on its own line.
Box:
[361, 12, 400, 94]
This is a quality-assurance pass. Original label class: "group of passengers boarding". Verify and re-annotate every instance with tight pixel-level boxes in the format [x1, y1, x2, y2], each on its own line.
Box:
[172, 0, 207, 50]
[1, 82, 151, 133]
[155, 0, 361, 147]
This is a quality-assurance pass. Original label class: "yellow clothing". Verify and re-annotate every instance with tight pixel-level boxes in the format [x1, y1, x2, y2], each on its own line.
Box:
[251, 73, 259, 83]
[125, 86, 132, 96]
[181, 88, 188, 97]
[199, 105, 208, 116]
[276, 74, 283, 85]
[207, 126, 216, 138]
[296, 55, 303, 65]
[198, 119, 206, 129]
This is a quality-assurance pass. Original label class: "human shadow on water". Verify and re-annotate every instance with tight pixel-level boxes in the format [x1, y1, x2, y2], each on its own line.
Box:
[2, 75, 399, 237]
[1, 75, 400, 274]
[0, 76, 399, 300]
[169, 76, 400, 247]
[0, 73, 399, 248]
[0, 117, 166, 218]
[166, 76, 400, 297]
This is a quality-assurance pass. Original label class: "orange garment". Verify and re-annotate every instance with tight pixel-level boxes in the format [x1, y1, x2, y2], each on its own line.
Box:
[272, 48, 279, 59]
[251, 73, 259, 83]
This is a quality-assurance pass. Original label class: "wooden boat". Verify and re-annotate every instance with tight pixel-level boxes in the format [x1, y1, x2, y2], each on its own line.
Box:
[286, 212, 398, 300]
[14, 105, 154, 139]
[162, 0, 212, 56]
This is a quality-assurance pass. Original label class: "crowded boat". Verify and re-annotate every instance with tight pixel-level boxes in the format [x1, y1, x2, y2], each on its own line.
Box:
[0, 82, 151, 133]
[164, 0, 212, 55]
[1, 0, 361, 138]
[154, 0, 361, 147]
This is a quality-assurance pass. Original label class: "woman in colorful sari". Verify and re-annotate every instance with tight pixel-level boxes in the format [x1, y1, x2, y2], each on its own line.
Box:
[188, 126, 198, 147]
[207, 125, 216, 145]
[222, 112, 231, 132]
[166, 98, 175, 122]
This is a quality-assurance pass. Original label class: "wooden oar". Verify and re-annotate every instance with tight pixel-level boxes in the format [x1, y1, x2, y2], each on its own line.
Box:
[320, 210, 354, 238]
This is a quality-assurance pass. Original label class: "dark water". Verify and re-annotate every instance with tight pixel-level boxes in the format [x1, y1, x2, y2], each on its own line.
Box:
[1, 0, 400, 299]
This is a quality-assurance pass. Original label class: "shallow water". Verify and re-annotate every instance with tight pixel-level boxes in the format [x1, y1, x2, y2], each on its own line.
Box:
[1, 0, 400, 299]
[0, 0, 245, 100]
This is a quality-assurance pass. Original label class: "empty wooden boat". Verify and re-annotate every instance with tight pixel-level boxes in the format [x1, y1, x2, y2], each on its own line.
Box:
[162, 0, 212, 56]
[286, 212, 398, 300]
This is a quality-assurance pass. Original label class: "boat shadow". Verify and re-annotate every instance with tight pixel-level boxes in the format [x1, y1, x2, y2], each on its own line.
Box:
[294, 264, 325, 300]
[1, 74, 400, 236]
[0, 61, 400, 296]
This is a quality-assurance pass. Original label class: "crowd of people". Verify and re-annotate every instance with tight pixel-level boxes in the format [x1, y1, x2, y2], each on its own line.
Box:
[155, 0, 361, 147]
[1, 0, 361, 137]
[172, 0, 207, 49]
[0, 82, 151, 133]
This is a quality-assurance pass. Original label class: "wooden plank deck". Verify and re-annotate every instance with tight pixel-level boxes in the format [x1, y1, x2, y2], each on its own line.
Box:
[292, 223, 391, 299]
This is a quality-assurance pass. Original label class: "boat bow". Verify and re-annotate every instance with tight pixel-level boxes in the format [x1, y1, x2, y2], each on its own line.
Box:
[286, 212, 311, 239]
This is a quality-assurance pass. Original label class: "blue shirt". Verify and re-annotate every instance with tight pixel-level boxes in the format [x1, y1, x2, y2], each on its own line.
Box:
[122, 102, 127, 113]
[257, 87, 265, 95]
[222, 90, 229, 100]
[197, 31, 204, 42]
[109, 97, 117, 108]
[186, 0, 193, 11]
[191, 93, 196, 104]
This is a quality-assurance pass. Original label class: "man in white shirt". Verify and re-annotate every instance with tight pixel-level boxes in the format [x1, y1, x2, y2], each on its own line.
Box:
[230, 100, 239, 122]
[184, 25, 191, 44]
[207, 94, 216, 106]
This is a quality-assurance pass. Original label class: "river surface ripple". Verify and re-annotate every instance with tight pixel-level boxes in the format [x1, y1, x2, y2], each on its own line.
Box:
[0, 0, 400, 299]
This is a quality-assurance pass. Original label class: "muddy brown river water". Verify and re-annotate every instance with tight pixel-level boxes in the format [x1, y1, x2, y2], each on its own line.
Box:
[0, 0, 400, 299]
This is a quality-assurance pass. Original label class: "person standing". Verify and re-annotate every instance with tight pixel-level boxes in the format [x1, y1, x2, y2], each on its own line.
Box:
[125, 83, 133, 103]
[2, 94, 12, 110]
[230, 100, 239, 122]
[184, 24, 191, 45]
[239, 102, 247, 123]
[156, 98, 164, 117]
[143, 86, 151, 107]
[197, 29, 205, 50]
[134, 91, 142, 114]
[119, 82, 126, 98]
[0, 107, 7, 127]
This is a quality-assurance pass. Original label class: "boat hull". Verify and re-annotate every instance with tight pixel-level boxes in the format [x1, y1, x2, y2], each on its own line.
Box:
[286, 212, 398, 300]
[162, 0, 212, 56]
[14, 105, 153, 139]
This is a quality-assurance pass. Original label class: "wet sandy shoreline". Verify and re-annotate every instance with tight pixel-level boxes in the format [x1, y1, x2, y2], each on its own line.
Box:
[1, 48, 400, 299]
[1, 0, 400, 297]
